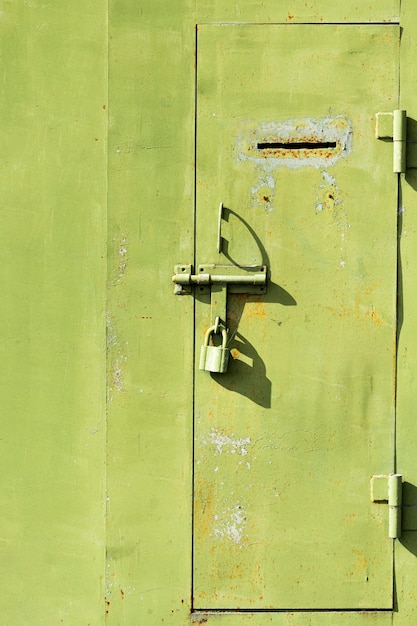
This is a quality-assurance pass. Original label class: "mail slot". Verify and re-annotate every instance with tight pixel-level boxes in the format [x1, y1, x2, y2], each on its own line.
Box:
[236, 115, 352, 168]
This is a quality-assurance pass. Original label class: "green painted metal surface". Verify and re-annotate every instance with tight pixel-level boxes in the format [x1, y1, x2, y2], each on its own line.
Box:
[4, 0, 417, 624]
[194, 23, 398, 610]
[106, 1, 195, 624]
[0, 2, 107, 623]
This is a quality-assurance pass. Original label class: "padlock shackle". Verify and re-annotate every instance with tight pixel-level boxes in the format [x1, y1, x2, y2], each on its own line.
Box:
[203, 325, 228, 348]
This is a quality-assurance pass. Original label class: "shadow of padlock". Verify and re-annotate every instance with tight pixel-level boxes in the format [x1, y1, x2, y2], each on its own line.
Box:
[199, 326, 230, 374]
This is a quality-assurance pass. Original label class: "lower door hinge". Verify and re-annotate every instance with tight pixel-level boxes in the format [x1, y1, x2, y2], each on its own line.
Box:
[375, 110, 407, 173]
[371, 474, 402, 539]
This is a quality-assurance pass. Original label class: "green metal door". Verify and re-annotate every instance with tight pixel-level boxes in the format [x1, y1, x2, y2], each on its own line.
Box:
[194, 24, 399, 610]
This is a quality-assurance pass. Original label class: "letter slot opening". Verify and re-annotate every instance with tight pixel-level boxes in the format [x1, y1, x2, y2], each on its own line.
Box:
[257, 140, 338, 150]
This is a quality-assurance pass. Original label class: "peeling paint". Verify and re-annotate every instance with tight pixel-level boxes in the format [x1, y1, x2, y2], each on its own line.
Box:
[202, 428, 251, 456]
[116, 235, 128, 282]
[250, 173, 275, 211]
[236, 116, 352, 170]
[106, 312, 128, 400]
[314, 169, 351, 269]
[322, 170, 336, 186]
[213, 502, 247, 544]
[108, 233, 129, 286]
[112, 358, 125, 393]
[106, 310, 117, 348]
[315, 169, 341, 213]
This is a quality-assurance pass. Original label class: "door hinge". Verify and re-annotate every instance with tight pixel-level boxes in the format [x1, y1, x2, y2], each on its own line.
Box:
[371, 474, 403, 539]
[375, 110, 407, 173]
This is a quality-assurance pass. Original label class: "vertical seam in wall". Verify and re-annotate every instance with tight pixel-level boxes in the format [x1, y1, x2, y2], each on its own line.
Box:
[191, 21, 198, 613]
[395, 13, 402, 477]
[393, 8, 402, 620]
[394, 19, 402, 475]
[104, 0, 109, 621]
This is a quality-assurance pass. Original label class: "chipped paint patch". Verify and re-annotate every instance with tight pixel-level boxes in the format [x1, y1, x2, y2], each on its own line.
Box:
[112, 358, 125, 393]
[118, 242, 127, 278]
[314, 170, 351, 268]
[116, 235, 128, 282]
[250, 173, 275, 211]
[315, 169, 341, 213]
[213, 502, 247, 544]
[108, 233, 128, 286]
[203, 428, 251, 456]
[236, 116, 352, 170]
[106, 311, 128, 401]
[106, 310, 117, 348]
[322, 170, 336, 186]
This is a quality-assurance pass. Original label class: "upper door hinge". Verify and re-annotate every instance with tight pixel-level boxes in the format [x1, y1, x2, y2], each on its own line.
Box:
[371, 474, 403, 539]
[375, 110, 407, 173]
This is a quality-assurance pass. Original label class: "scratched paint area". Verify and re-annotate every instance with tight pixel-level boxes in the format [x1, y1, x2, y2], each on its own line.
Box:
[194, 422, 264, 607]
[250, 172, 276, 211]
[202, 429, 251, 458]
[106, 233, 130, 403]
[194, 400, 392, 608]
[315, 170, 340, 212]
[313, 169, 352, 269]
[195, 428, 255, 549]
[108, 233, 128, 285]
[106, 310, 128, 401]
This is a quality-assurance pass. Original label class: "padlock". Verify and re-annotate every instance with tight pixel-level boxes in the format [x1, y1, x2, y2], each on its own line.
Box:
[199, 325, 229, 374]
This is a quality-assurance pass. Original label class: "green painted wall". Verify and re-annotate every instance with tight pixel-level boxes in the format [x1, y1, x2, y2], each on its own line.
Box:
[4, 0, 417, 624]
[0, 2, 107, 624]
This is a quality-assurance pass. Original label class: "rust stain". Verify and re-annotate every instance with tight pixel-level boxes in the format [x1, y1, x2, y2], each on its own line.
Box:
[324, 191, 335, 209]
[194, 477, 215, 538]
[230, 348, 240, 360]
[368, 308, 384, 325]
[336, 301, 387, 326]
[344, 513, 358, 526]
[201, 324, 211, 340]
[245, 301, 267, 319]
[364, 282, 380, 296]
[358, 302, 385, 326]
[350, 549, 368, 578]
[257, 142, 342, 161]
